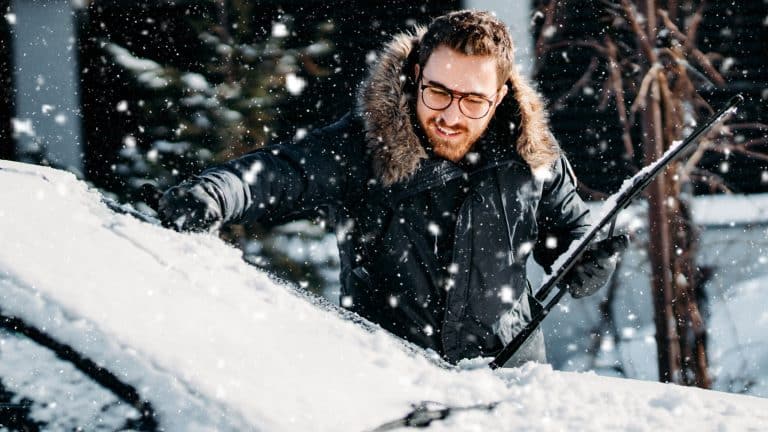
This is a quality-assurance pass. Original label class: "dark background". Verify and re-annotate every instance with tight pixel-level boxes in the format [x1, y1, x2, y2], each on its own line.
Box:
[1, 0, 765, 196]
[533, 0, 768, 195]
[76, 0, 459, 194]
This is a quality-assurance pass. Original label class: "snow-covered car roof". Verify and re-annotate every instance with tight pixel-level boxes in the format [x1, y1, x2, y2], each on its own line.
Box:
[1, 159, 766, 431]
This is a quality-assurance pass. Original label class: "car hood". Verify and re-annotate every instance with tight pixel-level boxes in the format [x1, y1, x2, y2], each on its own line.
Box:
[1, 160, 766, 431]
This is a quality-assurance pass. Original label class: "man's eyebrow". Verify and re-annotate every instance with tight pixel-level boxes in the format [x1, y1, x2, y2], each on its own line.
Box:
[424, 78, 490, 98]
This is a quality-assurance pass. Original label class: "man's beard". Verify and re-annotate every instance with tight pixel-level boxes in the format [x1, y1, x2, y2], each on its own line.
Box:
[424, 119, 481, 162]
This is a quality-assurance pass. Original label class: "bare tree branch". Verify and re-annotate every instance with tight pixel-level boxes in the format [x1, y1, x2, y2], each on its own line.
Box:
[684, 1, 707, 48]
[630, 63, 662, 114]
[535, 1, 559, 59]
[606, 37, 635, 158]
[729, 123, 768, 132]
[553, 57, 600, 109]
[658, 8, 725, 86]
[621, 0, 657, 62]
[741, 137, 768, 149]
[541, 40, 609, 57]
[681, 138, 713, 177]
[725, 146, 768, 162]
[689, 170, 733, 193]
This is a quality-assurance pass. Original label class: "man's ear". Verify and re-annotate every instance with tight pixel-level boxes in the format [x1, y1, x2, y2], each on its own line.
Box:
[496, 84, 509, 105]
[414, 64, 421, 82]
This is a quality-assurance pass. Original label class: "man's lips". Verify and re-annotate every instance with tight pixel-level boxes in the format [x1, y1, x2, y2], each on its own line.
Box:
[434, 123, 462, 137]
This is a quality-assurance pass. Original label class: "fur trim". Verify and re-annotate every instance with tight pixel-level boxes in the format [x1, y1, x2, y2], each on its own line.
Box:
[505, 68, 561, 174]
[356, 28, 560, 186]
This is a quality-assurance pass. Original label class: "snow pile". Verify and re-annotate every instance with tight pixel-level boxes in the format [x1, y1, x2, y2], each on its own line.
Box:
[709, 277, 768, 396]
[691, 194, 768, 226]
[538, 194, 768, 394]
[0, 160, 767, 431]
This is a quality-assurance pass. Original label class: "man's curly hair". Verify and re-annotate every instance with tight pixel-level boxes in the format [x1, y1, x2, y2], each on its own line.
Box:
[417, 10, 515, 86]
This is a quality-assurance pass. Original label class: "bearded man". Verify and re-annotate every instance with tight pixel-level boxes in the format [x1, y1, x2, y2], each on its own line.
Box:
[159, 10, 626, 366]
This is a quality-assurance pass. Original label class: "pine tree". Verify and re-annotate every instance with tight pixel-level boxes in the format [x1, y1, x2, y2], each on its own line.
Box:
[101, 2, 338, 296]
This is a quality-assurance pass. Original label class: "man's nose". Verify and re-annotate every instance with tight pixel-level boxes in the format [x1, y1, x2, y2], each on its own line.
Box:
[439, 99, 463, 125]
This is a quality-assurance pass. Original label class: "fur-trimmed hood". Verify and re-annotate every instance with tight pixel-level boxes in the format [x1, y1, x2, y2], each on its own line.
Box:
[356, 27, 561, 186]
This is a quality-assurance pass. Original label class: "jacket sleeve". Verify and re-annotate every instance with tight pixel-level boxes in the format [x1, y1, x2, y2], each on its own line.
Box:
[189, 114, 366, 226]
[532, 155, 591, 272]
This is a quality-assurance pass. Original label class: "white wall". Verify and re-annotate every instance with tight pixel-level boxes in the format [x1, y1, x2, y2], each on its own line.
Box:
[10, 0, 83, 174]
[461, 0, 534, 78]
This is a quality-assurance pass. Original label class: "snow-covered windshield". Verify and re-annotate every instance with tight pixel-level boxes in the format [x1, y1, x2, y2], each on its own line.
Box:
[2, 161, 768, 430]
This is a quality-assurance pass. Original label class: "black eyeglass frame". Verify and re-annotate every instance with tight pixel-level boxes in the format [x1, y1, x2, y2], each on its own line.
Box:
[417, 74, 502, 120]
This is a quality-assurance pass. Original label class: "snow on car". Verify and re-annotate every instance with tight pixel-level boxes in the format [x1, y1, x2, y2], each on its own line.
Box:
[1, 159, 767, 431]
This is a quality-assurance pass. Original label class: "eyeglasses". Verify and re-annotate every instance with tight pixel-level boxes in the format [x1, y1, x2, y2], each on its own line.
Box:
[419, 76, 501, 119]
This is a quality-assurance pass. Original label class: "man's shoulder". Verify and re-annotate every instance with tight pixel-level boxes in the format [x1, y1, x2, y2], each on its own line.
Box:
[314, 112, 365, 140]
[306, 112, 372, 165]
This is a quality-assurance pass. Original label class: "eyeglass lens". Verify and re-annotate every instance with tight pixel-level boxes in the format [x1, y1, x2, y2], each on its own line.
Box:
[421, 86, 491, 119]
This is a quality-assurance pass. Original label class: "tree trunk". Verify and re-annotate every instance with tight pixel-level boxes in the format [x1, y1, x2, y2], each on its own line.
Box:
[643, 80, 683, 383]
[637, 0, 710, 388]
[670, 197, 712, 388]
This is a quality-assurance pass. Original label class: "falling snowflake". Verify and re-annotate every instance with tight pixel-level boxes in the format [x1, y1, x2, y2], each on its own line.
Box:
[532, 166, 553, 181]
[516, 241, 533, 257]
[272, 22, 289, 38]
[720, 57, 735, 74]
[600, 338, 615, 352]
[423, 325, 434, 336]
[11, 118, 35, 138]
[498, 286, 514, 303]
[146, 149, 159, 162]
[285, 73, 307, 96]
[123, 135, 137, 148]
[545, 236, 558, 249]
[427, 222, 442, 237]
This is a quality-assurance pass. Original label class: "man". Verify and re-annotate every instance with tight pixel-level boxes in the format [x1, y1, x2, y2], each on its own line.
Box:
[159, 10, 626, 366]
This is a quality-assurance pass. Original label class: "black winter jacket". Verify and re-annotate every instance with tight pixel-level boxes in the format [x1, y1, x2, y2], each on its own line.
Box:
[183, 29, 591, 364]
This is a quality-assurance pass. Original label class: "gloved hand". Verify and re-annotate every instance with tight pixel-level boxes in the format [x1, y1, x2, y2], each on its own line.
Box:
[158, 181, 223, 232]
[562, 234, 629, 298]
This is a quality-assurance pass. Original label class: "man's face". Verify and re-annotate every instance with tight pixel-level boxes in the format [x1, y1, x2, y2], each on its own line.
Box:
[415, 45, 508, 163]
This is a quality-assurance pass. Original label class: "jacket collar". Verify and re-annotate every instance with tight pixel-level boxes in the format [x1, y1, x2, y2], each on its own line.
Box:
[356, 27, 562, 187]
[387, 132, 530, 204]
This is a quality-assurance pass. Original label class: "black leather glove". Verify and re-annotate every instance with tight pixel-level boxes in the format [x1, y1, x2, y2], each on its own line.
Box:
[158, 181, 223, 232]
[562, 234, 629, 298]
